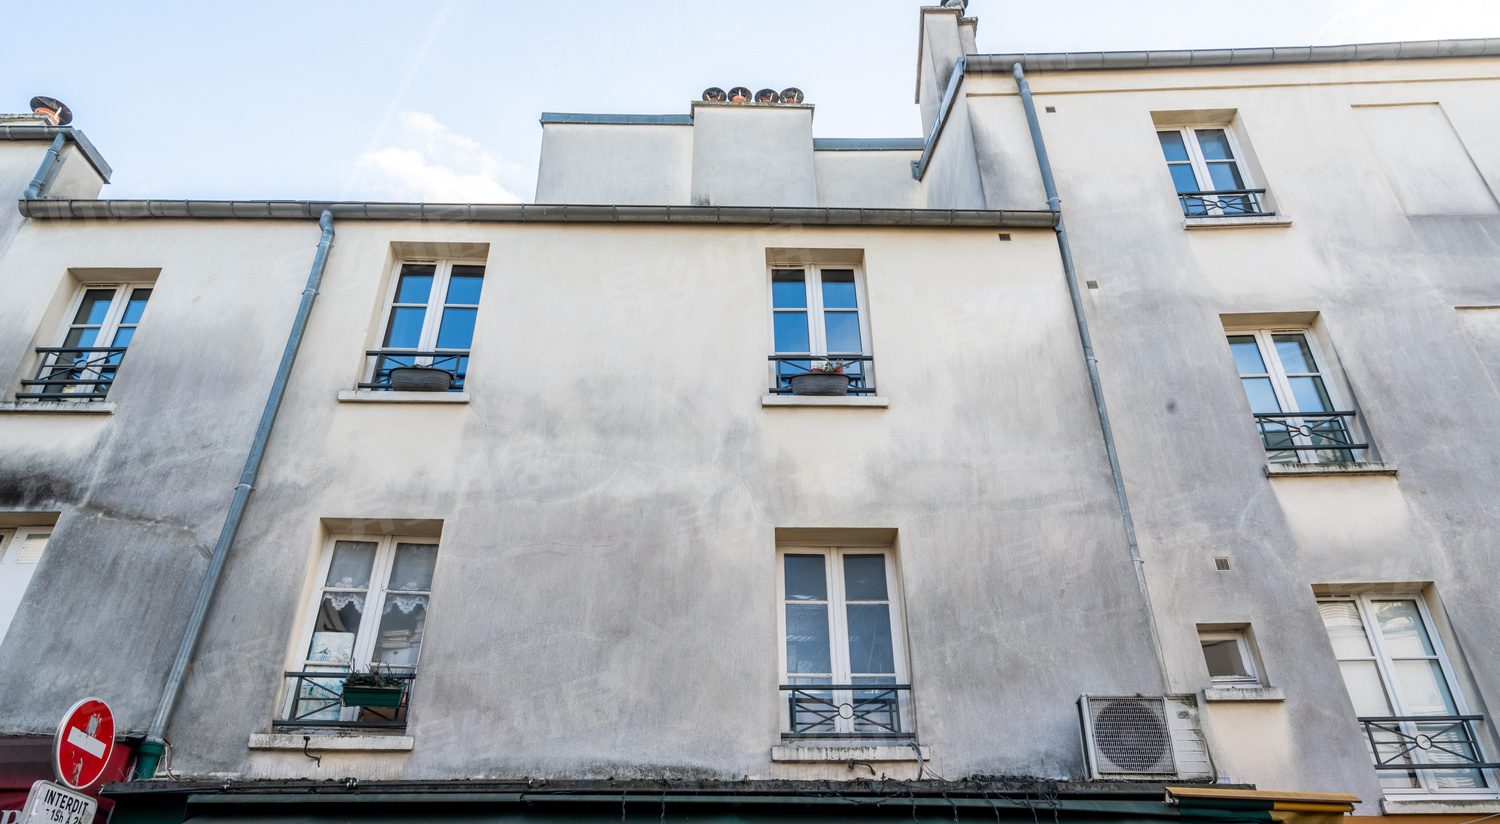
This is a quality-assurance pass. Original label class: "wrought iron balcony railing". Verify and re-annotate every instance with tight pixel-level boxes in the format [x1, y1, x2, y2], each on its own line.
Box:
[781, 683, 911, 739]
[359, 349, 469, 392]
[769, 354, 875, 396]
[1178, 188, 1269, 217]
[273, 670, 415, 729]
[1253, 410, 1367, 463]
[1359, 715, 1500, 771]
[17, 347, 128, 401]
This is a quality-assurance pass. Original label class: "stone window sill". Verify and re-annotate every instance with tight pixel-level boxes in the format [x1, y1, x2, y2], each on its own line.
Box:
[337, 390, 470, 404]
[248, 733, 413, 752]
[762, 395, 889, 408]
[1266, 462, 1397, 477]
[0, 401, 115, 414]
[1184, 215, 1292, 229]
[1204, 686, 1285, 702]
[1381, 798, 1500, 815]
[772, 744, 928, 762]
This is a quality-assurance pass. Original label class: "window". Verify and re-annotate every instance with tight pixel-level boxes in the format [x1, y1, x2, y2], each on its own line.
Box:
[281, 535, 439, 726]
[1158, 127, 1264, 216]
[365, 260, 484, 392]
[21, 284, 151, 401]
[1199, 629, 1260, 687]
[778, 548, 909, 737]
[769, 267, 874, 395]
[1227, 329, 1364, 464]
[0, 527, 51, 640]
[1319, 595, 1495, 794]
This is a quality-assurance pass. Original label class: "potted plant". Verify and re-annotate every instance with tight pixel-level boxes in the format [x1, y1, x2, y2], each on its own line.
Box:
[341, 665, 407, 709]
[788, 361, 852, 396]
[388, 364, 453, 392]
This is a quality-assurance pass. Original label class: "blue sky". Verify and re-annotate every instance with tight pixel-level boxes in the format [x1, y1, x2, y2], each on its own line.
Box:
[3, 0, 1498, 203]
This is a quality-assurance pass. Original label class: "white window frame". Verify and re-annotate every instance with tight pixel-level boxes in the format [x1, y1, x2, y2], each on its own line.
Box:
[368, 258, 485, 380]
[1320, 593, 1496, 797]
[1159, 125, 1258, 215]
[766, 265, 874, 391]
[1199, 629, 1261, 687]
[39, 282, 153, 399]
[0, 526, 53, 640]
[1226, 327, 1361, 464]
[283, 533, 439, 722]
[775, 546, 910, 738]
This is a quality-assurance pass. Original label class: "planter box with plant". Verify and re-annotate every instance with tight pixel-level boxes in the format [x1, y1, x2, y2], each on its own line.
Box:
[341, 670, 408, 708]
[788, 361, 853, 396]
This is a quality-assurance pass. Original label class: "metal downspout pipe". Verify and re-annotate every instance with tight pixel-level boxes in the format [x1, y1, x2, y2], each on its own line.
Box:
[1011, 63, 1171, 690]
[23, 134, 66, 200]
[133, 210, 336, 779]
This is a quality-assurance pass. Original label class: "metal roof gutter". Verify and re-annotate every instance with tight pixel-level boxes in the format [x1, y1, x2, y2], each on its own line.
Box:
[539, 112, 693, 125]
[1, 125, 113, 181]
[969, 37, 1500, 73]
[17, 199, 1058, 228]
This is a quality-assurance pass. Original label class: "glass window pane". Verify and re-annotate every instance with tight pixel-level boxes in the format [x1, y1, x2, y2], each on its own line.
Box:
[307, 593, 363, 663]
[842, 554, 888, 601]
[73, 290, 115, 325]
[785, 603, 831, 674]
[1158, 131, 1190, 162]
[1287, 376, 1334, 412]
[1319, 601, 1374, 658]
[846, 603, 896, 674]
[394, 266, 435, 304]
[824, 312, 863, 353]
[1273, 335, 1318, 373]
[1206, 161, 1245, 191]
[374, 593, 428, 668]
[773, 311, 811, 353]
[1241, 377, 1282, 413]
[446, 272, 484, 305]
[784, 555, 827, 601]
[1202, 639, 1250, 678]
[1393, 660, 1458, 715]
[771, 271, 807, 309]
[1195, 129, 1235, 161]
[820, 271, 858, 309]
[1168, 164, 1201, 194]
[1372, 600, 1437, 657]
[63, 327, 100, 349]
[1338, 660, 1393, 716]
[389, 543, 438, 591]
[435, 307, 478, 349]
[325, 540, 377, 588]
[1228, 337, 1267, 375]
[110, 327, 136, 348]
[383, 306, 427, 348]
[120, 289, 152, 324]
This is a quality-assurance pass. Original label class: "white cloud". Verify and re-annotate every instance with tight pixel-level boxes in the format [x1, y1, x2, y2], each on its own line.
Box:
[355, 112, 524, 203]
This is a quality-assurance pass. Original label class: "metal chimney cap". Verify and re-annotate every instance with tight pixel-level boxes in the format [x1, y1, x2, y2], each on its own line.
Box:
[30, 96, 72, 126]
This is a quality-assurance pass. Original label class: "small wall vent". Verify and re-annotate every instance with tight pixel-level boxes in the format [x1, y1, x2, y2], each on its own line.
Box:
[1078, 694, 1214, 781]
[1214, 557, 1231, 571]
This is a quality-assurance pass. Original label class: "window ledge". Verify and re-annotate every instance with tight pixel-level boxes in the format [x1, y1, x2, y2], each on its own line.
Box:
[772, 744, 928, 762]
[0, 401, 115, 414]
[1184, 215, 1292, 229]
[762, 395, 889, 408]
[1381, 798, 1500, 815]
[248, 733, 413, 752]
[1204, 686, 1285, 702]
[337, 390, 470, 404]
[1266, 461, 1397, 477]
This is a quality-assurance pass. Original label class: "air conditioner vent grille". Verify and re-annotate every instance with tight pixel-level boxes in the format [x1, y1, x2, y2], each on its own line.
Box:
[1088, 697, 1174, 774]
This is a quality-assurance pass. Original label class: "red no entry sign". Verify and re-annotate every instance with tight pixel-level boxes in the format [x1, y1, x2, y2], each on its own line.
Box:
[52, 699, 114, 790]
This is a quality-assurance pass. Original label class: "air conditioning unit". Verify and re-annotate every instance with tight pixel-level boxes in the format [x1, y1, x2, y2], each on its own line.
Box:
[1078, 694, 1214, 781]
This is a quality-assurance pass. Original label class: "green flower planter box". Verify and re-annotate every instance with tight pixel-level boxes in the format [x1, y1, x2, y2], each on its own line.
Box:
[341, 684, 406, 708]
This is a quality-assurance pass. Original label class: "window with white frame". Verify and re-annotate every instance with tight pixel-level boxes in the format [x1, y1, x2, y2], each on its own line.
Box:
[1226, 329, 1364, 464]
[769, 267, 874, 395]
[1157, 127, 1265, 216]
[365, 260, 484, 392]
[778, 548, 910, 737]
[282, 535, 438, 725]
[21, 284, 152, 401]
[1199, 628, 1261, 687]
[0, 526, 52, 641]
[1319, 594, 1495, 794]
